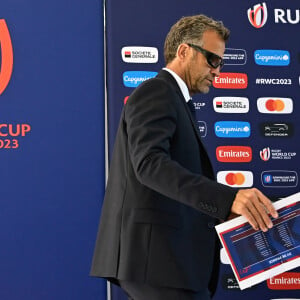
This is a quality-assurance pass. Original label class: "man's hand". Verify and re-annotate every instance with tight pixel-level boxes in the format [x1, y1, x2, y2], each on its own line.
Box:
[231, 188, 278, 232]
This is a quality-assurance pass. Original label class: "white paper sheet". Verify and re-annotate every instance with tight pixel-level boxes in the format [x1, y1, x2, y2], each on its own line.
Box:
[215, 192, 300, 290]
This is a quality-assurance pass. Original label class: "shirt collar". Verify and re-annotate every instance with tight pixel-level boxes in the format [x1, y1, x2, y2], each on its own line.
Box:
[163, 68, 191, 103]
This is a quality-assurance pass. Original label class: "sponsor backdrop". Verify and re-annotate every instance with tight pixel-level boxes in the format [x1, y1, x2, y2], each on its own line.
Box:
[105, 0, 299, 299]
[0, 0, 106, 299]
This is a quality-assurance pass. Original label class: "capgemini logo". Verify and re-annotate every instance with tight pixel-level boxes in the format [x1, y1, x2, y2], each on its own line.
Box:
[260, 147, 271, 161]
[247, 3, 268, 28]
[0, 19, 13, 96]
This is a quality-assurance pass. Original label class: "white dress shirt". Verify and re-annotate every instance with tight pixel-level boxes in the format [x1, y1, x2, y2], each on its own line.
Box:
[163, 68, 191, 103]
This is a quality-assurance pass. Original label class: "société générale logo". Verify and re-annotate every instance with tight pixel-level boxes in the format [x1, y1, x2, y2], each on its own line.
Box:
[0, 19, 13, 95]
[121, 46, 158, 64]
[213, 97, 249, 113]
[247, 3, 300, 28]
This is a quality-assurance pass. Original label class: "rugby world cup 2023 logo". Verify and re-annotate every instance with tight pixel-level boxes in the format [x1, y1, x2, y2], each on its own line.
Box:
[247, 3, 268, 28]
[0, 19, 13, 95]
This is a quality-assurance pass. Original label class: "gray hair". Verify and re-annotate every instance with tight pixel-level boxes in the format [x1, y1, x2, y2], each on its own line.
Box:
[164, 14, 230, 64]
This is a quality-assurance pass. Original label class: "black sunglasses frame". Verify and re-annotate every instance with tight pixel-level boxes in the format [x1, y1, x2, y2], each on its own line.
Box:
[187, 43, 224, 70]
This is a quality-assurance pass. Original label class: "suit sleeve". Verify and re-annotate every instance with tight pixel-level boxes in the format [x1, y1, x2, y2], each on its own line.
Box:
[125, 78, 237, 220]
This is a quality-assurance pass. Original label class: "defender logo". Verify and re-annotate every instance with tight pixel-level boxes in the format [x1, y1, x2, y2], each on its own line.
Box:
[260, 122, 293, 137]
[0, 19, 13, 95]
[247, 3, 268, 28]
[221, 274, 241, 290]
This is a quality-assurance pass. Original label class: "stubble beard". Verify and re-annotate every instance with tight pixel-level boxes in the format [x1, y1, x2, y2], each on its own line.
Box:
[195, 78, 211, 94]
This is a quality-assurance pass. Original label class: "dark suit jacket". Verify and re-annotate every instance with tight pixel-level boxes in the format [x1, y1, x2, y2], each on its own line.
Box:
[91, 70, 237, 293]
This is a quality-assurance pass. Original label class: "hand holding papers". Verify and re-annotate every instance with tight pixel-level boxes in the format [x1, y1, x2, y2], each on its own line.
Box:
[215, 192, 300, 290]
[231, 188, 278, 232]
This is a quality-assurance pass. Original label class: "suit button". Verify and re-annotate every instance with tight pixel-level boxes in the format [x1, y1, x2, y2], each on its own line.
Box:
[208, 222, 215, 229]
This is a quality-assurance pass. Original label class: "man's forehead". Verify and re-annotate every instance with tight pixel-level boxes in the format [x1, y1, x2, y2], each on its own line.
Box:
[201, 31, 225, 51]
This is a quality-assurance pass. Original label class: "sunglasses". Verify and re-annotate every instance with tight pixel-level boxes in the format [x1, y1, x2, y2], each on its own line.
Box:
[187, 43, 224, 70]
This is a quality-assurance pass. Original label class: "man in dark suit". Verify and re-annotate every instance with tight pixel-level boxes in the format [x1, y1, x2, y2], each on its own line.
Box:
[91, 14, 278, 300]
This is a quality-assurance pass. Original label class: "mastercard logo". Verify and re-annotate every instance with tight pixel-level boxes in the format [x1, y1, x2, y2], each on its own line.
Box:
[225, 172, 246, 185]
[265, 99, 285, 111]
[217, 171, 253, 187]
[257, 97, 293, 114]
[0, 19, 13, 96]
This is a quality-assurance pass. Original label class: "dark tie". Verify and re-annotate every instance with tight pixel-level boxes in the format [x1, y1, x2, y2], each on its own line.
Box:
[187, 99, 196, 120]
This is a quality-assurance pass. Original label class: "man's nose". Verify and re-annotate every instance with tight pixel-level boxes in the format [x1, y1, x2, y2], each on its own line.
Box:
[211, 65, 221, 77]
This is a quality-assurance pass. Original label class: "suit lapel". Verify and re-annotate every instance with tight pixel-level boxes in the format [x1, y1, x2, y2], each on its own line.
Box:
[157, 70, 215, 179]
[157, 70, 204, 144]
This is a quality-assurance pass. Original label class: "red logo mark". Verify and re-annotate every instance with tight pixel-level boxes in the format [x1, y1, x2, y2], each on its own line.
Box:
[239, 266, 250, 275]
[260, 147, 271, 161]
[265, 99, 285, 111]
[213, 73, 248, 89]
[225, 172, 246, 186]
[0, 19, 13, 95]
[247, 3, 268, 28]
[124, 51, 131, 58]
[267, 272, 300, 290]
[216, 146, 252, 162]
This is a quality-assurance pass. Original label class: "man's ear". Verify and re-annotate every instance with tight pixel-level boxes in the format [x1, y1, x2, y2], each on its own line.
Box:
[176, 43, 190, 61]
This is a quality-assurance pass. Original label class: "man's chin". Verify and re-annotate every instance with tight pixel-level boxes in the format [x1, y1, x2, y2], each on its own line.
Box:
[198, 86, 210, 94]
[191, 84, 210, 95]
